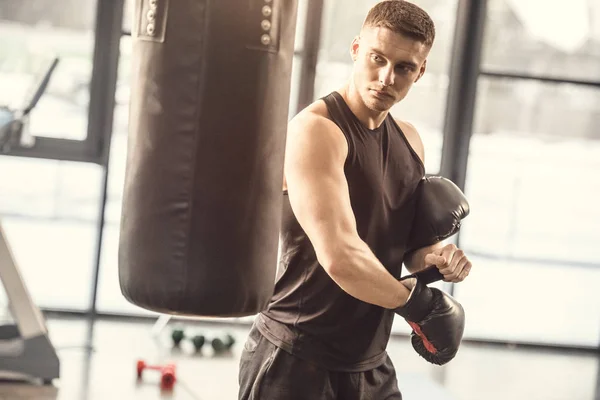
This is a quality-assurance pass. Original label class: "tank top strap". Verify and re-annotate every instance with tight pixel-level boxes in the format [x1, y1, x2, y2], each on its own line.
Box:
[320, 91, 363, 162]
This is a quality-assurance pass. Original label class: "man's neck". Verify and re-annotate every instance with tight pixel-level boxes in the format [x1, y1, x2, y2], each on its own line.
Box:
[338, 83, 388, 130]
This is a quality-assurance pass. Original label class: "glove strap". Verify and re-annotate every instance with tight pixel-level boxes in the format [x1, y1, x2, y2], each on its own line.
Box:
[394, 279, 434, 323]
[400, 265, 444, 285]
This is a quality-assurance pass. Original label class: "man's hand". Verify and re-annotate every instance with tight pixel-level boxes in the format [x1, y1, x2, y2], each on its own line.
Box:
[423, 244, 471, 283]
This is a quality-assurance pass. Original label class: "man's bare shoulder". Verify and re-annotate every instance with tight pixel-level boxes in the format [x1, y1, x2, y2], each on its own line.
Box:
[288, 99, 341, 138]
[393, 117, 425, 163]
[283, 99, 348, 190]
[291, 99, 329, 122]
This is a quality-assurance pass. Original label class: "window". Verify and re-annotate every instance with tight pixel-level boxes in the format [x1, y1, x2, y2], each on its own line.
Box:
[122, 0, 134, 34]
[456, 77, 600, 346]
[0, 0, 117, 311]
[482, 0, 600, 82]
[0, 156, 103, 310]
[0, 0, 103, 162]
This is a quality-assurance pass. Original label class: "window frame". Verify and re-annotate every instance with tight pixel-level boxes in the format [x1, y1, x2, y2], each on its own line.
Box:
[1, 0, 124, 166]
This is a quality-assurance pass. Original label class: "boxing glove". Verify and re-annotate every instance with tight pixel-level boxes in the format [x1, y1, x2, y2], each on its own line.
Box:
[395, 271, 465, 365]
[407, 176, 470, 253]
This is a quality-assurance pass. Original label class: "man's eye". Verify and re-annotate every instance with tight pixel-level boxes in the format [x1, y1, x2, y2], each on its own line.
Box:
[371, 54, 382, 62]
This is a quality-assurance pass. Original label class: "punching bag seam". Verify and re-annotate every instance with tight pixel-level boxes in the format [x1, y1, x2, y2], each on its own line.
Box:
[180, 0, 210, 312]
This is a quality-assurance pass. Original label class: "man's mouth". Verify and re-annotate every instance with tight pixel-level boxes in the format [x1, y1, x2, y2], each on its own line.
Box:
[370, 89, 393, 99]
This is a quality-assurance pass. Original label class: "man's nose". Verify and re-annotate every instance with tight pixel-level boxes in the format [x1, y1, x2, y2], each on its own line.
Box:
[379, 66, 394, 87]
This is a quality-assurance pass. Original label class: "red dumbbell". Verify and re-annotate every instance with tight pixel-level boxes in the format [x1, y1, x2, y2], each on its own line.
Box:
[136, 359, 177, 390]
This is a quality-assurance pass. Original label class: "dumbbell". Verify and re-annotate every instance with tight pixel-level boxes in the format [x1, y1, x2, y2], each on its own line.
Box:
[211, 334, 236, 354]
[171, 329, 206, 352]
[136, 360, 177, 390]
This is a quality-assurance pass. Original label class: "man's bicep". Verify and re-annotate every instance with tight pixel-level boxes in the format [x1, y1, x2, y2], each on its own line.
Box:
[284, 116, 356, 268]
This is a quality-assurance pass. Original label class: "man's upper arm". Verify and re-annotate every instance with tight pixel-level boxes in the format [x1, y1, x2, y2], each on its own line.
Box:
[396, 119, 425, 164]
[284, 112, 358, 271]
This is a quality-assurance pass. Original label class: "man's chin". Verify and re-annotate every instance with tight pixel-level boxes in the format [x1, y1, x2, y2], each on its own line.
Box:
[363, 90, 395, 112]
[364, 97, 392, 112]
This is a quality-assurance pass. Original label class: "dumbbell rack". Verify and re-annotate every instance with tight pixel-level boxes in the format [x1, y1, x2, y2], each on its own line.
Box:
[0, 220, 60, 383]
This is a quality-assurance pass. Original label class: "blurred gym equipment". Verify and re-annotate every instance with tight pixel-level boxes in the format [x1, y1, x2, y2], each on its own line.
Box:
[0, 57, 59, 153]
[0, 221, 60, 383]
[136, 359, 176, 391]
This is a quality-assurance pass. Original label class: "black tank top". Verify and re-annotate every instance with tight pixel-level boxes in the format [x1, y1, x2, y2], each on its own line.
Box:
[257, 91, 425, 372]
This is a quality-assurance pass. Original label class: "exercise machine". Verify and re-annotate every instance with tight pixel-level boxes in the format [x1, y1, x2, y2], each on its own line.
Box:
[0, 56, 59, 153]
[0, 222, 60, 383]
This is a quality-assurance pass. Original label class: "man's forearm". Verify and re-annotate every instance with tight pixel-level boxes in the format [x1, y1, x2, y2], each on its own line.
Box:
[325, 242, 411, 309]
[404, 241, 444, 273]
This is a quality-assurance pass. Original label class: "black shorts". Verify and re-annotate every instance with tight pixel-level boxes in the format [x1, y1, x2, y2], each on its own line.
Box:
[238, 325, 402, 400]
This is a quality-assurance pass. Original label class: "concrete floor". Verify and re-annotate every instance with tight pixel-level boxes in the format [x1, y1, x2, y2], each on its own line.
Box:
[0, 316, 598, 400]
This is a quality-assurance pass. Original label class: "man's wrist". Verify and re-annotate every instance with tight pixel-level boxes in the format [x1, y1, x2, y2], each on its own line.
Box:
[392, 280, 411, 309]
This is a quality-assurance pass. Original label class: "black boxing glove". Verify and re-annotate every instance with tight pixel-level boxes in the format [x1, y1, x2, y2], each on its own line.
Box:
[407, 176, 470, 253]
[395, 270, 465, 365]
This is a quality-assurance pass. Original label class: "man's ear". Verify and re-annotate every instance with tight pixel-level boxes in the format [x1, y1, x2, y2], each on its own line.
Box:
[350, 36, 360, 62]
[415, 59, 427, 82]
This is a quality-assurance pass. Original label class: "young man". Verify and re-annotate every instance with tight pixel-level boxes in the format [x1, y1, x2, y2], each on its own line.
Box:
[239, 1, 472, 398]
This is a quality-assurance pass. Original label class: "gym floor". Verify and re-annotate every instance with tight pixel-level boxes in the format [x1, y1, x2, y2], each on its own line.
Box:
[0, 316, 597, 400]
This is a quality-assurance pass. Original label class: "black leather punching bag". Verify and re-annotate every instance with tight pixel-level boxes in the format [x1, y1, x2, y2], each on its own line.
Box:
[118, 0, 298, 317]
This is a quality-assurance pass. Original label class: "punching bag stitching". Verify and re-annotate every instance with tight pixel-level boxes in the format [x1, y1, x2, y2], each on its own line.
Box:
[180, 0, 210, 312]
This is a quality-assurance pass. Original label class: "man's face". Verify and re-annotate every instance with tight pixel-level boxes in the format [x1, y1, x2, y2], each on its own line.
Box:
[350, 26, 429, 112]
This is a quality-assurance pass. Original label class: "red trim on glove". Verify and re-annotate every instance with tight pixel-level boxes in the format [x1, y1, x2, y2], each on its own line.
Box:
[408, 321, 437, 354]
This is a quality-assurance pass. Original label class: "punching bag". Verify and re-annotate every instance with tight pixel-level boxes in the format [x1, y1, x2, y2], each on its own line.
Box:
[118, 0, 298, 317]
